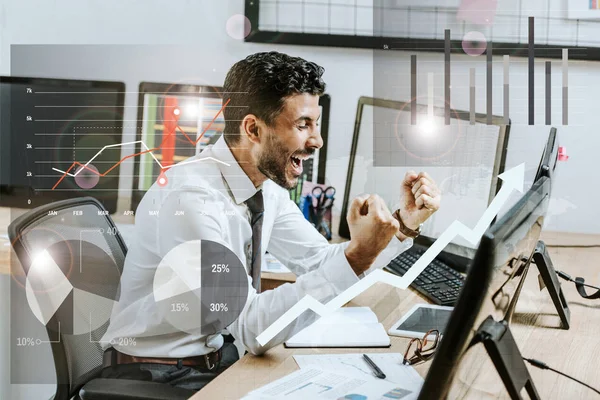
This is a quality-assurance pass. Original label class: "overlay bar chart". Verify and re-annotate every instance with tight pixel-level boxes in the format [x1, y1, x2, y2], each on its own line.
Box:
[487, 41, 493, 125]
[504, 55, 509, 125]
[470, 68, 475, 125]
[445, 29, 450, 124]
[563, 49, 569, 126]
[546, 62, 552, 125]
[411, 55, 417, 124]
[529, 16, 535, 125]
[428, 72, 434, 119]
[405, 17, 569, 127]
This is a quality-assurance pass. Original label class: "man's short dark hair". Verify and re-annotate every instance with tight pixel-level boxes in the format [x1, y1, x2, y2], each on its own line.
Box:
[222, 51, 326, 145]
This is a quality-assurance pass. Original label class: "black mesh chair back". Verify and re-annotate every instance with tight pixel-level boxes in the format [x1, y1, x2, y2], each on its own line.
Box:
[8, 197, 127, 400]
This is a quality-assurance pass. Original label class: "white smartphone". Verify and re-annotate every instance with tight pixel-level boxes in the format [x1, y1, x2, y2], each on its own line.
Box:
[388, 304, 454, 340]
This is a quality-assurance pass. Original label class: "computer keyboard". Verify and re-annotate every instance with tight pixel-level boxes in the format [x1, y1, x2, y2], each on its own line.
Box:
[386, 248, 465, 306]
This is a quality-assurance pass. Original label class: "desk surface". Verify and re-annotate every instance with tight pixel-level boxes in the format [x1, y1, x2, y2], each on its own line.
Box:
[195, 235, 600, 400]
[2, 208, 600, 399]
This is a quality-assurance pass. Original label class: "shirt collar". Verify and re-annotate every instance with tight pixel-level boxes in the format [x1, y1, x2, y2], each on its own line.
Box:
[211, 135, 260, 204]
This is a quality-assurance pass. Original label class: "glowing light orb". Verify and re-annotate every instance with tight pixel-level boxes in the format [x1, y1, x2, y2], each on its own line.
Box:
[226, 14, 251, 40]
[462, 31, 487, 56]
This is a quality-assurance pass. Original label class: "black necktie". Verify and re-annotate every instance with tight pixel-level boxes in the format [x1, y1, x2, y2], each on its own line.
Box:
[245, 190, 264, 292]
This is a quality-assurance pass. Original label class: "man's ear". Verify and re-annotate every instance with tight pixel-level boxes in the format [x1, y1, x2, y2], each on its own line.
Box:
[241, 114, 262, 145]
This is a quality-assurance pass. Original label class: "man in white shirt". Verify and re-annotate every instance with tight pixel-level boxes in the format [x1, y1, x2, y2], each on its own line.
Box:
[101, 51, 441, 390]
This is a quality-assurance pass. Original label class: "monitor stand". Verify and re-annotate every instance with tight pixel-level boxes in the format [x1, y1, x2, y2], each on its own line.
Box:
[471, 316, 541, 400]
[532, 240, 570, 329]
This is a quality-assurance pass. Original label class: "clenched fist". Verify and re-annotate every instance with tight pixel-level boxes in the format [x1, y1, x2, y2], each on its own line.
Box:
[344, 194, 399, 275]
[396, 171, 441, 240]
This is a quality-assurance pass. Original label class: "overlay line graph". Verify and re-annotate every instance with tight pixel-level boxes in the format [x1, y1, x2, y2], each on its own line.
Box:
[51, 141, 229, 178]
[256, 164, 525, 346]
[51, 98, 231, 189]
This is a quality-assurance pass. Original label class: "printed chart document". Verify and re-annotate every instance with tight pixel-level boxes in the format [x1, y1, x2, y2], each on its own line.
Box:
[242, 367, 419, 400]
[285, 307, 390, 348]
[263, 252, 291, 273]
[293, 353, 423, 388]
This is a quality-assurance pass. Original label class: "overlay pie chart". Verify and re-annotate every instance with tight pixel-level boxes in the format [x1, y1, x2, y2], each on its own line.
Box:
[25, 240, 121, 335]
[152, 239, 250, 335]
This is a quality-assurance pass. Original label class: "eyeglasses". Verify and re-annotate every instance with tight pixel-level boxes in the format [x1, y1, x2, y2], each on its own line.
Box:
[402, 329, 441, 366]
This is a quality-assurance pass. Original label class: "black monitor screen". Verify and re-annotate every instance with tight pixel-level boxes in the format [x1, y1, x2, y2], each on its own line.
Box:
[534, 127, 558, 183]
[0, 77, 125, 213]
[131, 82, 226, 212]
[339, 97, 510, 260]
[130, 82, 331, 212]
[419, 176, 551, 399]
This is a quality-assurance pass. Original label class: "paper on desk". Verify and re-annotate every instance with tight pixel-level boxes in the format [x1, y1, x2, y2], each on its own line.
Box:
[242, 367, 419, 400]
[285, 307, 390, 348]
[293, 353, 423, 388]
[263, 253, 291, 273]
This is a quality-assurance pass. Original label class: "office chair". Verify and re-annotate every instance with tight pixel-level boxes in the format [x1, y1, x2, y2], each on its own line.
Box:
[8, 197, 196, 400]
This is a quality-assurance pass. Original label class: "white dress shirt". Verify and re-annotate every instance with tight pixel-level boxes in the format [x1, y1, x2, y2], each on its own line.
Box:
[101, 136, 412, 357]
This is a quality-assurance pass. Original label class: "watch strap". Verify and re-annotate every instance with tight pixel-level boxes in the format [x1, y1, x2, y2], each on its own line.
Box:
[393, 209, 421, 239]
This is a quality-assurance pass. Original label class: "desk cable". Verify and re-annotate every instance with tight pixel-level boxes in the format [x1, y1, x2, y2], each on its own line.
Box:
[522, 357, 600, 396]
[546, 244, 600, 248]
[556, 270, 600, 299]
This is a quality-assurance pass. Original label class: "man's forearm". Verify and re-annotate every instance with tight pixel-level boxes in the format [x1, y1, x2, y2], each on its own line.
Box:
[344, 245, 377, 276]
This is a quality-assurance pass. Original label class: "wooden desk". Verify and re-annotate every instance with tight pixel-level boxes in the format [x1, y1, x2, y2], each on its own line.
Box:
[197, 234, 600, 400]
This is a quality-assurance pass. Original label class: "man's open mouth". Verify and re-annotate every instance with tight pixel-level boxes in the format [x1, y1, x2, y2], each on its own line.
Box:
[289, 153, 310, 176]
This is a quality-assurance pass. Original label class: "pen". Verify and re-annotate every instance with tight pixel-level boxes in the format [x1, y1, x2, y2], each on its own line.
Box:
[362, 354, 386, 379]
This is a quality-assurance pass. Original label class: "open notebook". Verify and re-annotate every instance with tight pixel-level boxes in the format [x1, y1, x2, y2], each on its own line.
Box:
[284, 307, 390, 348]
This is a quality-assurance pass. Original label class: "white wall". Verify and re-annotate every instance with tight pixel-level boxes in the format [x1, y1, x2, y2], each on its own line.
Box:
[1, 0, 599, 398]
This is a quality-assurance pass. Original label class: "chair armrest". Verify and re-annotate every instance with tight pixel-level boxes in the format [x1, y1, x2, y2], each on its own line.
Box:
[79, 378, 196, 400]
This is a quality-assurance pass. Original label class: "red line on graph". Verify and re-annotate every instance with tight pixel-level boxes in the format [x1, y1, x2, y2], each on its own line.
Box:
[51, 98, 230, 190]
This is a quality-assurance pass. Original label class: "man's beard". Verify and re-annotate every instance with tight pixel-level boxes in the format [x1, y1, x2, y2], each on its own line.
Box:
[257, 133, 313, 190]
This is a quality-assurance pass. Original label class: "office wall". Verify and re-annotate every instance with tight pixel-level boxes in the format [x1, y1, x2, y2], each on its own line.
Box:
[0, 1, 598, 398]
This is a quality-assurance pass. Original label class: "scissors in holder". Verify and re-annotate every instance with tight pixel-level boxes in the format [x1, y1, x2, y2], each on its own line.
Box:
[311, 186, 336, 209]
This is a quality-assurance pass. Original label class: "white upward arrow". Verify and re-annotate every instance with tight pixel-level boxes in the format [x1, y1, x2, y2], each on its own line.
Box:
[256, 164, 525, 346]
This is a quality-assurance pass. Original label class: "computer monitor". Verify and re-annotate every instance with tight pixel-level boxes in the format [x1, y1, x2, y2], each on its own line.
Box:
[130, 82, 331, 212]
[534, 127, 559, 183]
[339, 97, 510, 261]
[419, 175, 551, 399]
[0, 76, 125, 213]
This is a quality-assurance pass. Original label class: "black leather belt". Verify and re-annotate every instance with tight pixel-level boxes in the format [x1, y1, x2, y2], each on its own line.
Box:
[102, 347, 222, 372]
